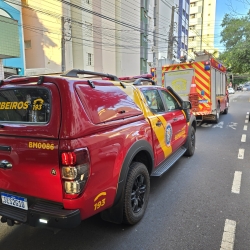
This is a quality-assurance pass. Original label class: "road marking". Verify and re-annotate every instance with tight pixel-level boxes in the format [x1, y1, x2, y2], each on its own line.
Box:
[246, 115, 249, 119]
[231, 171, 242, 194]
[201, 123, 212, 127]
[220, 219, 236, 250]
[245, 120, 248, 123]
[241, 134, 246, 142]
[238, 148, 245, 159]
[227, 122, 237, 130]
[232, 99, 237, 102]
[213, 122, 224, 128]
[243, 125, 247, 130]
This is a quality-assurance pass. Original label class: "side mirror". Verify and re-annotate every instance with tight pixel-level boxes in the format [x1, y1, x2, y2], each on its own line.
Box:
[182, 101, 192, 110]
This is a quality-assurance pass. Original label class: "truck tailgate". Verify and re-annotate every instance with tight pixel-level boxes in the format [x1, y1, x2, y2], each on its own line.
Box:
[0, 136, 62, 202]
[0, 82, 63, 203]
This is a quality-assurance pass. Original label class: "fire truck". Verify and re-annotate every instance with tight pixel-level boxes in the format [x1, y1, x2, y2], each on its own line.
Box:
[151, 51, 229, 123]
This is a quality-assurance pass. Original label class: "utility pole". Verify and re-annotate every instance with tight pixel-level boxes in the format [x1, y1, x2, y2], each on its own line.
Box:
[167, 6, 175, 60]
[61, 16, 66, 73]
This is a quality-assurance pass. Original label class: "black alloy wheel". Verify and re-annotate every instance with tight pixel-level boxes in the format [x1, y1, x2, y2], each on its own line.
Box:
[184, 126, 196, 156]
[123, 162, 150, 225]
[131, 173, 146, 213]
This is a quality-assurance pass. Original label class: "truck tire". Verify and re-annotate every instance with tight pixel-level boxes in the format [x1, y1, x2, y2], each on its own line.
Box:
[184, 126, 195, 156]
[214, 104, 220, 123]
[223, 100, 229, 114]
[123, 162, 150, 225]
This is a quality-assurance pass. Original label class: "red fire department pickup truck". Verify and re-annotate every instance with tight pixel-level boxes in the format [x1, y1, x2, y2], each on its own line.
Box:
[0, 70, 196, 229]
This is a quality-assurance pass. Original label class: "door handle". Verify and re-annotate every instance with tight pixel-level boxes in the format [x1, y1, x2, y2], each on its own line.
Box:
[156, 121, 162, 127]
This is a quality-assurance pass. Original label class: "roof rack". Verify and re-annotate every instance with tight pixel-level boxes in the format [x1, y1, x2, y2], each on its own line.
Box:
[119, 74, 152, 81]
[62, 69, 119, 81]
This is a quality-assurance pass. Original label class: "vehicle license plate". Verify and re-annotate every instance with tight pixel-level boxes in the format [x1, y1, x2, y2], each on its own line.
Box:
[1, 192, 28, 210]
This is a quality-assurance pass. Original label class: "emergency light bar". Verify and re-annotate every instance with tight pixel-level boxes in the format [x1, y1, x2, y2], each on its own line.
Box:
[119, 74, 152, 81]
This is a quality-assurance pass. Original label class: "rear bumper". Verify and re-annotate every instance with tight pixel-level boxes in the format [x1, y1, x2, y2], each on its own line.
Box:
[0, 200, 81, 229]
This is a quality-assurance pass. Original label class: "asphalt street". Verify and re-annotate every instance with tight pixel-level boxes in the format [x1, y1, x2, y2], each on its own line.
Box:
[0, 90, 250, 250]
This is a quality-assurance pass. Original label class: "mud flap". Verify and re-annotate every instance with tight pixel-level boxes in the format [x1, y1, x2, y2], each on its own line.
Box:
[101, 188, 124, 224]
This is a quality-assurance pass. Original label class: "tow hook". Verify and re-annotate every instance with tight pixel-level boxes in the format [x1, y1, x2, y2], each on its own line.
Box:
[1, 217, 17, 226]
[1, 216, 7, 223]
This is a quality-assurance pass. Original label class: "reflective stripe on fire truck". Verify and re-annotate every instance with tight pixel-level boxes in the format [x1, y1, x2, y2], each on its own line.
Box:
[162, 62, 212, 115]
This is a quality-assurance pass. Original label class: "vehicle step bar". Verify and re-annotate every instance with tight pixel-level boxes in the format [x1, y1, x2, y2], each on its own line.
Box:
[151, 146, 187, 177]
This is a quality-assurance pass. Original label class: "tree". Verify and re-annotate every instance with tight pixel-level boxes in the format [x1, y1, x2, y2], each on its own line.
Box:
[219, 11, 250, 74]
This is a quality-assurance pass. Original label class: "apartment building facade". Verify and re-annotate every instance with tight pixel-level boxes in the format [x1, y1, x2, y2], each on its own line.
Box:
[177, 0, 190, 59]
[148, 0, 190, 68]
[22, 0, 141, 76]
[21, 0, 189, 76]
[188, 0, 217, 58]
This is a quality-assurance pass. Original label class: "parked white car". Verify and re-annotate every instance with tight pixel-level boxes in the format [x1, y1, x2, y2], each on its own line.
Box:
[228, 87, 235, 94]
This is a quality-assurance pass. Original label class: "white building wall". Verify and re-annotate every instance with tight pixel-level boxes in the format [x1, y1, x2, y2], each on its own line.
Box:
[99, 0, 116, 74]
[22, 0, 144, 76]
[109, 1, 139, 76]
[71, 0, 94, 71]
[0, 60, 4, 80]
[158, 0, 174, 60]
[71, 0, 141, 76]
[153, 0, 185, 65]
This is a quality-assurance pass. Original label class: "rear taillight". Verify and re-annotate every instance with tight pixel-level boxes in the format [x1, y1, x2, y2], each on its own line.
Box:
[61, 148, 90, 198]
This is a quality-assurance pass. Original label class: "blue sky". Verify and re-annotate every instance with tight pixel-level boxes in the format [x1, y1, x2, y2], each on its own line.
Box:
[215, 0, 249, 52]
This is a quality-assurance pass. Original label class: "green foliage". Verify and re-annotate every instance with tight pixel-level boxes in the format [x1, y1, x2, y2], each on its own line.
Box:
[219, 11, 250, 74]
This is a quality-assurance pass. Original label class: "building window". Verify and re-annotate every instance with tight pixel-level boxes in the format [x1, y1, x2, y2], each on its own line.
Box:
[87, 53, 93, 65]
[86, 0, 90, 4]
[24, 40, 31, 49]
[189, 25, 195, 30]
[190, 14, 195, 19]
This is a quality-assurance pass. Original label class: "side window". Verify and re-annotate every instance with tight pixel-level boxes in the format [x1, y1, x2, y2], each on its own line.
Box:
[142, 89, 165, 113]
[160, 90, 180, 111]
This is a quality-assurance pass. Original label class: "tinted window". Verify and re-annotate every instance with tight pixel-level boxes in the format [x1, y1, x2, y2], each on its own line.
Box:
[142, 89, 165, 113]
[0, 88, 50, 123]
[76, 85, 142, 124]
[160, 90, 180, 111]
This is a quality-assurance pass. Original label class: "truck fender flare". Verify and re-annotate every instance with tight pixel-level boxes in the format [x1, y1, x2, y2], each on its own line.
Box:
[189, 114, 197, 131]
[101, 139, 154, 224]
[116, 139, 154, 203]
